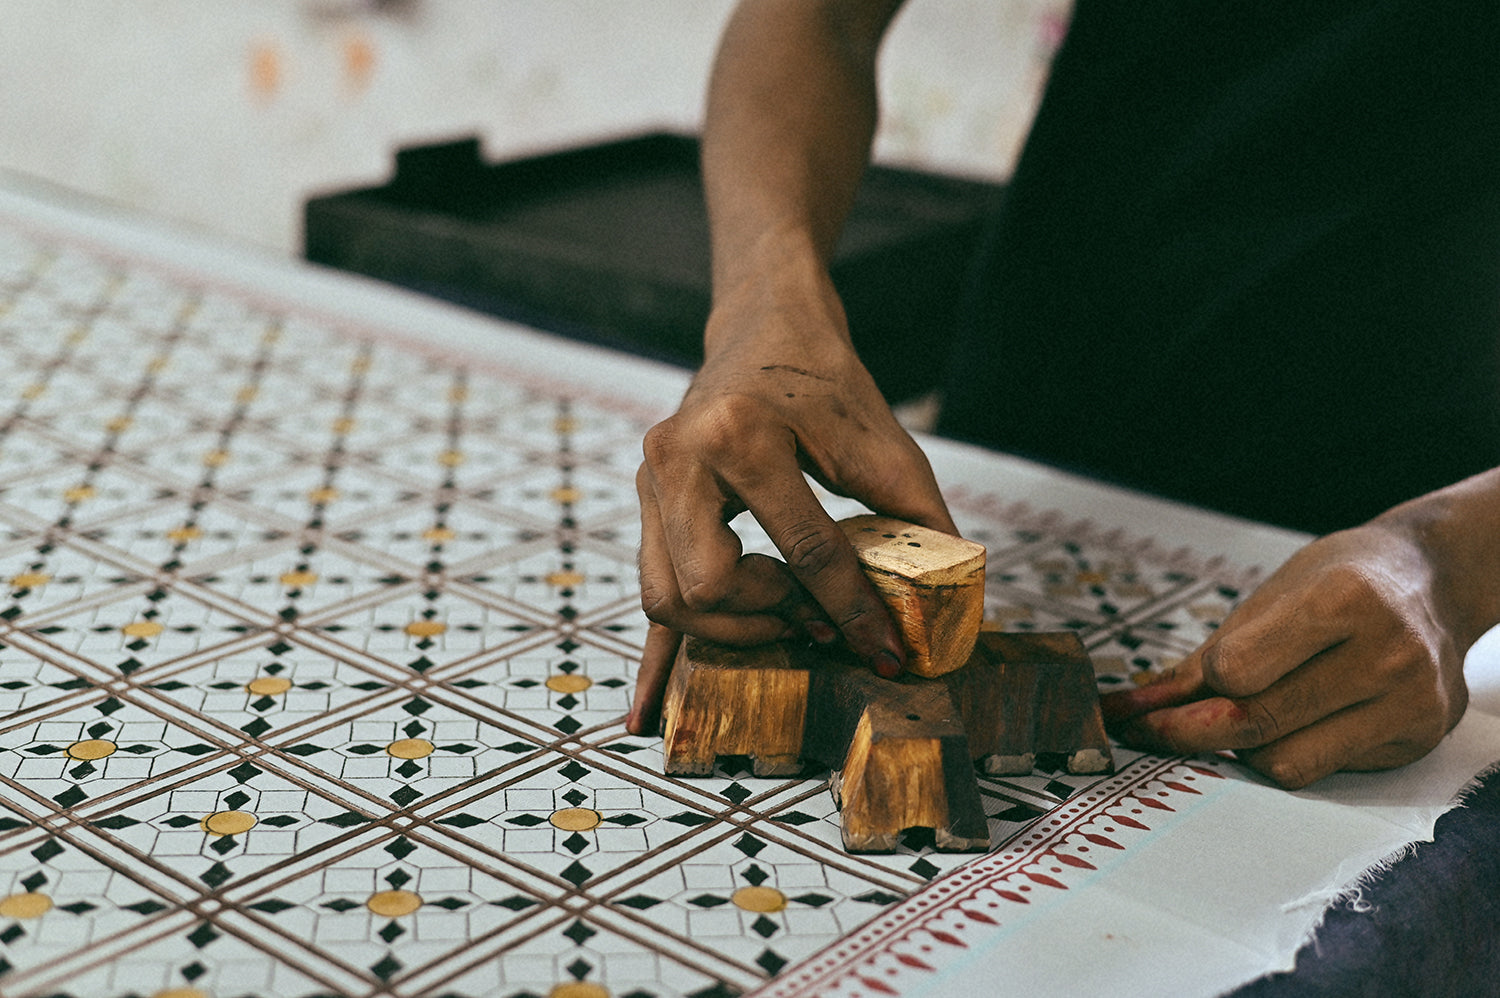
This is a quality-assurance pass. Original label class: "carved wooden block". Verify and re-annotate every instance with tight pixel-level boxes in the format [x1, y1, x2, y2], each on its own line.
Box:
[658, 631, 1113, 853]
[946, 631, 1114, 776]
[840, 514, 986, 678]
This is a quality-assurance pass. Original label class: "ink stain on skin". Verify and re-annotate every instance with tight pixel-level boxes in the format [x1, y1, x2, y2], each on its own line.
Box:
[761, 364, 832, 382]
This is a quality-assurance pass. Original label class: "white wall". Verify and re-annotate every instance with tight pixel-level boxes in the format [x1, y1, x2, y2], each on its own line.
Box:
[0, 0, 1068, 253]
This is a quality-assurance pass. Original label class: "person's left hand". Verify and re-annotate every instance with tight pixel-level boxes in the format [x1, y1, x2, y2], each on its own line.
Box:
[1099, 521, 1471, 789]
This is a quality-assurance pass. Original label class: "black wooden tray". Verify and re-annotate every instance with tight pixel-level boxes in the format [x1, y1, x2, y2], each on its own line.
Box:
[304, 133, 1001, 401]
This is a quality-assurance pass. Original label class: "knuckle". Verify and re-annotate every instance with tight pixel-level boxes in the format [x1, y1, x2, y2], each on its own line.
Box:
[781, 523, 842, 579]
[698, 393, 771, 453]
[638, 581, 681, 624]
[641, 419, 679, 467]
[1201, 638, 1253, 695]
[1237, 697, 1282, 746]
[678, 575, 731, 613]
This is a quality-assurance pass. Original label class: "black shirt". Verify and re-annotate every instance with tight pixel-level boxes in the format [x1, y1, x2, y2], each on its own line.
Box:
[937, 0, 1500, 533]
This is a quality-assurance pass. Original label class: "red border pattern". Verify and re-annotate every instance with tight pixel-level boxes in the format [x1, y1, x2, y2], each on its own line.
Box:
[750, 756, 1230, 998]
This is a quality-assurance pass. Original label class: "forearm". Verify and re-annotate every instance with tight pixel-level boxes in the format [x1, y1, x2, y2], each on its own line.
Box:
[1374, 465, 1500, 652]
[701, 0, 904, 354]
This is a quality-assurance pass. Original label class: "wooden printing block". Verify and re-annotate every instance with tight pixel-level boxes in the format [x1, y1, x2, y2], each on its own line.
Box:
[947, 631, 1114, 776]
[839, 514, 986, 678]
[660, 636, 811, 777]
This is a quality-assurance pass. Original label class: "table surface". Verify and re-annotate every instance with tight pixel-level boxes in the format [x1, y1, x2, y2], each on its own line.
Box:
[0, 172, 1495, 998]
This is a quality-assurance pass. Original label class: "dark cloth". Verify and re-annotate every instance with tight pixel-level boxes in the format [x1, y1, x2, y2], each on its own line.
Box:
[1227, 766, 1500, 998]
[938, 0, 1500, 533]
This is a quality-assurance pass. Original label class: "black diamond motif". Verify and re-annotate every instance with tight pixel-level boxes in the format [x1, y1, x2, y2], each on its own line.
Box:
[438, 813, 485, 828]
[182, 960, 207, 981]
[20, 872, 45, 892]
[751, 915, 779, 938]
[407, 656, 434, 673]
[371, 953, 402, 982]
[615, 894, 662, 910]
[429, 897, 469, 910]
[562, 788, 587, 807]
[86, 721, 113, 738]
[507, 814, 546, 827]
[775, 811, 819, 826]
[123, 900, 167, 914]
[390, 785, 422, 807]
[557, 760, 589, 782]
[53, 786, 87, 809]
[0, 925, 22, 944]
[792, 893, 835, 907]
[852, 890, 903, 905]
[224, 790, 251, 810]
[68, 762, 96, 780]
[602, 814, 646, 826]
[909, 857, 940, 880]
[248, 899, 295, 913]
[186, 922, 219, 948]
[30, 838, 63, 863]
[319, 810, 370, 827]
[227, 761, 262, 784]
[492, 895, 540, 911]
[566, 958, 592, 981]
[556, 693, 579, 710]
[562, 919, 596, 945]
[733, 833, 765, 858]
[666, 812, 713, 826]
[562, 832, 589, 855]
[720, 783, 750, 805]
[240, 718, 272, 739]
[379, 920, 405, 943]
[740, 864, 769, 887]
[321, 899, 360, 912]
[559, 860, 592, 887]
[385, 837, 417, 860]
[57, 901, 97, 914]
[395, 759, 422, 778]
[755, 949, 788, 976]
[210, 835, 238, 855]
[555, 716, 582, 734]
[688, 895, 728, 908]
[200, 862, 232, 888]
[1044, 779, 1076, 799]
[402, 697, 431, 716]
[386, 869, 412, 889]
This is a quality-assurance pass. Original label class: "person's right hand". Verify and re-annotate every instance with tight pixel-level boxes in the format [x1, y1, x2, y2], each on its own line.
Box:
[626, 267, 956, 734]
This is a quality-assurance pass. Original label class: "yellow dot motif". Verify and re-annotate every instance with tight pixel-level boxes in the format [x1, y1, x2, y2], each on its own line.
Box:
[545, 675, 591, 694]
[366, 889, 422, 917]
[405, 620, 446, 638]
[549, 808, 601, 831]
[202, 449, 230, 467]
[236, 386, 259, 404]
[9, 572, 50, 589]
[307, 487, 340, 504]
[549, 486, 581, 505]
[387, 738, 434, 759]
[437, 450, 465, 467]
[549, 983, 608, 998]
[731, 886, 787, 913]
[63, 485, 95, 503]
[544, 570, 585, 588]
[122, 620, 164, 639]
[422, 527, 456, 543]
[66, 739, 116, 760]
[20, 383, 46, 400]
[105, 416, 133, 433]
[331, 417, 356, 435]
[552, 417, 578, 434]
[166, 526, 202, 544]
[153, 989, 210, 998]
[201, 810, 257, 836]
[246, 676, 293, 696]
[0, 892, 52, 919]
[279, 571, 318, 588]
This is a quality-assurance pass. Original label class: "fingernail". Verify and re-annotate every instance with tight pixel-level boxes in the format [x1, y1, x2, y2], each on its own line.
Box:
[805, 620, 838, 645]
[874, 650, 902, 679]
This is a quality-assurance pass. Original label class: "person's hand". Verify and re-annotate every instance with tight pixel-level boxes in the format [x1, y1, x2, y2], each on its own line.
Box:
[626, 269, 956, 734]
[1100, 521, 1472, 789]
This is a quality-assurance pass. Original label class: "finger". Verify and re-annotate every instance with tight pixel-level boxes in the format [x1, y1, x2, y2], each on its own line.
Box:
[1236, 698, 1432, 790]
[640, 460, 811, 617]
[1199, 587, 1353, 697]
[1099, 657, 1207, 723]
[727, 450, 904, 673]
[627, 622, 681, 736]
[638, 466, 807, 643]
[1111, 644, 1382, 755]
[828, 435, 959, 536]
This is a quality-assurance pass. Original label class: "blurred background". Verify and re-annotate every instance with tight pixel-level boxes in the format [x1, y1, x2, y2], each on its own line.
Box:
[0, 0, 1069, 254]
